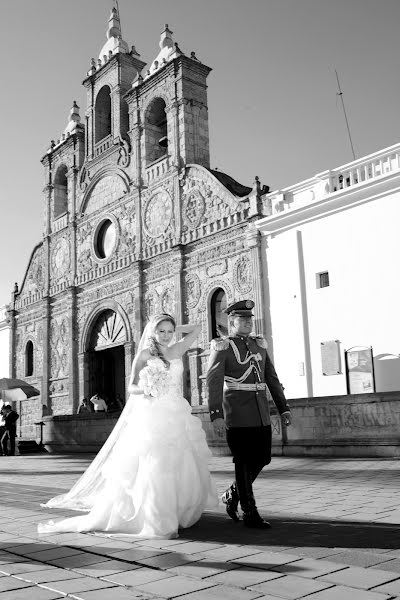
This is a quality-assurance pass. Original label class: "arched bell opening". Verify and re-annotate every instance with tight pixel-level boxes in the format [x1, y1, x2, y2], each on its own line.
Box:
[145, 97, 168, 165]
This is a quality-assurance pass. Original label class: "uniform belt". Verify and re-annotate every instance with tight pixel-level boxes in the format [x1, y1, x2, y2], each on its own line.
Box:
[225, 382, 267, 391]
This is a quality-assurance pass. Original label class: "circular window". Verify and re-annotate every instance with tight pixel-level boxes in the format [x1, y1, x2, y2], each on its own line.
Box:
[95, 219, 116, 259]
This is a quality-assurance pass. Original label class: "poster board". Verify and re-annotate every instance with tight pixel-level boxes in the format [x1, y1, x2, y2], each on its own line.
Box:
[345, 346, 375, 394]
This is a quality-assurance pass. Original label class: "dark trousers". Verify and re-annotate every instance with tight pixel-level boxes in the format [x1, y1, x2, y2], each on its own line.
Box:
[1, 430, 16, 456]
[226, 425, 272, 512]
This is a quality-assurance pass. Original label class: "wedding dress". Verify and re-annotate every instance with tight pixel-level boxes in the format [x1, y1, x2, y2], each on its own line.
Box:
[38, 358, 218, 539]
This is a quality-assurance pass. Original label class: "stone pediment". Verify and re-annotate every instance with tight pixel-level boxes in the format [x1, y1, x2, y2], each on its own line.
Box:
[181, 165, 250, 235]
[18, 243, 45, 301]
[80, 169, 130, 215]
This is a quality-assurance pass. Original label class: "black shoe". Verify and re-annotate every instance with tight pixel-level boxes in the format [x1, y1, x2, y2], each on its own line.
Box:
[222, 485, 240, 522]
[243, 509, 271, 529]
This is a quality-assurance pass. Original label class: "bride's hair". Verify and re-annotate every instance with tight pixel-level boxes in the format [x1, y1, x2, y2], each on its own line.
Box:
[148, 313, 176, 368]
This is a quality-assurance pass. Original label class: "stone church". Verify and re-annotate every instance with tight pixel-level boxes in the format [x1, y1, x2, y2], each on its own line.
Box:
[9, 8, 272, 442]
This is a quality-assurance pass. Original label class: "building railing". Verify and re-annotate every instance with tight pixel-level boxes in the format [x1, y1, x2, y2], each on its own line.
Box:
[265, 142, 400, 215]
[52, 213, 68, 232]
[146, 155, 170, 184]
[94, 134, 113, 157]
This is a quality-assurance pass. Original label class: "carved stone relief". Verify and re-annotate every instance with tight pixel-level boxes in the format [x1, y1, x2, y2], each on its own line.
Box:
[116, 202, 136, 256]
[143, 189, 173, 238]
[234, 254, 252, 294]
[185, 273, 201, 309]
[24, 246, 45, 295]
[206, 260, 228, 277]
[50, 316, 69, 379]
[50, 235, 71, 283]
[77, 222, 93, 274]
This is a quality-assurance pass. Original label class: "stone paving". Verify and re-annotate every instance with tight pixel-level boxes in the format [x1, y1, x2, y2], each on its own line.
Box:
[0, 454, 399, 599]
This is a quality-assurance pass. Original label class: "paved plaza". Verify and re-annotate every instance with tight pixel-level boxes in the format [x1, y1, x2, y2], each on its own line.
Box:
[0, 454, 399, 599]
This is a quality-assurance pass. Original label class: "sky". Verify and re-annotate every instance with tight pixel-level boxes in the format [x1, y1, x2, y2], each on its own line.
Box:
[0, 0, 399, 307]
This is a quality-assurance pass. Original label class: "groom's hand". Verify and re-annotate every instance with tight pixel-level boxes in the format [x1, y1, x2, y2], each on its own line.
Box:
[212, 418, 226, 438]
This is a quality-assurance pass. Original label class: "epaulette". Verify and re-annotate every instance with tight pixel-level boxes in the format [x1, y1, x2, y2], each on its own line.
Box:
[210, 338, 229, 351]
[250, 335, 268, 349]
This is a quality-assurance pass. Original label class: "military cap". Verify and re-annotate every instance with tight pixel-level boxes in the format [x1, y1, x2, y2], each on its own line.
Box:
[224, 299, 254, 317]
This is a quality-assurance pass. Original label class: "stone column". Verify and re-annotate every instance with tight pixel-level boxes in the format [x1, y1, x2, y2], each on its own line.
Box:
[41, 296, 51, 410]
[246, 227, 264, 335]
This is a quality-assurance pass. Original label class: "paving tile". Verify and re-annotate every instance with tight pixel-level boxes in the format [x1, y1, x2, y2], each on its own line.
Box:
[0, 587, 64, 600]
[0, 561, 52, 576]
[71, 559, 140, 578]
[163, 542, 223, 555]
[139, 552, 200, 570]
[28, 546, 83, 561]
[271, 558, 349, 579]
[199, 546, 262, 561]
[325, 550, 399, 568]
[232, 551, 302, 569]
[370, 558, 400, 573]
[135, 574, 216, 598]
[110, 547, 168, 563]
[205, 566, 283, 588]
[47, 552, 110, 569]
[318, 565, 400, 589]
[169, 559, 240, 579]
[372, 578, 400, 594]
[68, 587, 150, 600]
[0, 577, 32, 592]
[41, 575, 117, 594]
[177, 586, 266, 600]
[104, 566, 174, 586]
[300, 585, 393, 600]
[250, 574, 333, 598]
[283, 547, 346, 560]
[13, 567, 83, 583]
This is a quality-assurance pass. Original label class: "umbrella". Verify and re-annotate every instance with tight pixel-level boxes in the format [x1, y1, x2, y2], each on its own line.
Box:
[0, 378, 40, 402]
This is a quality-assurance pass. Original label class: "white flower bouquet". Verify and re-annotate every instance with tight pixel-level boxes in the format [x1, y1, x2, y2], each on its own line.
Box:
[139, 358, 169, 398]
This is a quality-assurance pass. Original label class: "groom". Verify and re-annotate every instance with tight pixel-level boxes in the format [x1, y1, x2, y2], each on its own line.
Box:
[207, 300, 291, 529]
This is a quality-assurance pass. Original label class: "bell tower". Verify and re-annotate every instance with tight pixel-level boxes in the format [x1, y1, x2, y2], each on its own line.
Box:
[125, 25, 212, 188]
[83, 6, 146, 162]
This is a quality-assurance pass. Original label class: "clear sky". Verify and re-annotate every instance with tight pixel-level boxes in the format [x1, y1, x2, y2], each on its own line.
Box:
[0, 0, 399, 307]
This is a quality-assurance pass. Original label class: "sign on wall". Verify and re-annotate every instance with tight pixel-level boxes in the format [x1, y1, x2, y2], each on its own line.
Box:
[320, 340, 342, 376]
[345, 346, 375, 394]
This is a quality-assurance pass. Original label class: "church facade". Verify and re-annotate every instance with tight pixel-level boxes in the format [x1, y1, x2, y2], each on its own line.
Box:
[9, 9, 271, 440]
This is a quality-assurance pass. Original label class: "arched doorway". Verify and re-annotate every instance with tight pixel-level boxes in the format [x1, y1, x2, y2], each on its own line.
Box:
[88, 310, 127, 405]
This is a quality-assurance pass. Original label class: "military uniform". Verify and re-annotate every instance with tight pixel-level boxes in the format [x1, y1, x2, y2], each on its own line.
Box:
[206, 299, 290, 528]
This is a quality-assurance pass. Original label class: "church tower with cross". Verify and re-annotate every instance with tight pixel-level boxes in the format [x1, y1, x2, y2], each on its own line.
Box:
[9, 6, 271, 449]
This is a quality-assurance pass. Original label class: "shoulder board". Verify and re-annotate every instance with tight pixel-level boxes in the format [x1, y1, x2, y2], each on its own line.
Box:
[250, 335, 268, 349]
[210, 338, 229, 351]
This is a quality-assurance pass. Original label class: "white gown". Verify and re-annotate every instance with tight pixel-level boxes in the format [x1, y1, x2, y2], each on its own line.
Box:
[38, 358, 218, 539]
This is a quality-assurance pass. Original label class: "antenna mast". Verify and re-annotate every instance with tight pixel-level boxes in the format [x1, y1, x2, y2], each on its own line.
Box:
[335, 69, 356, 161]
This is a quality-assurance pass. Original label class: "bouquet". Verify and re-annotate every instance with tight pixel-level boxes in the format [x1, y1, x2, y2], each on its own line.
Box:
[139, 358, 169, 398]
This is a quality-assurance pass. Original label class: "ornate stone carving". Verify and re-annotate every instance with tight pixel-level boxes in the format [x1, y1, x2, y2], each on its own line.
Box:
[117, 137, 131, 168]
[182, 188, 206, 230]
[117, 202, 136, 256]
[185, 273, 201, 308]
[161, 287, 174, 314]
[144, 189, 173, 238]
[77, 222, 94, 274]
[50, 316, 69, 379]
[51, 236, 70, 280]
[24, 246, 45, 294]
[206, 260, 228, 277]
[234, 254, 252, 294]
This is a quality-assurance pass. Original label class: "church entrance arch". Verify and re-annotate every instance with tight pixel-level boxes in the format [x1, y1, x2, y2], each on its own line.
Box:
[84, 309, 129, 407]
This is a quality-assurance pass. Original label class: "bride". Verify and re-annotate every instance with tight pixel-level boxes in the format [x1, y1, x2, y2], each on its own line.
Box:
[38, 313, 218, 539]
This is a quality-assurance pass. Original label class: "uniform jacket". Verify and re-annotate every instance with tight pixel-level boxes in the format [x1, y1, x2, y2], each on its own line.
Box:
[207, 335, 290, 428]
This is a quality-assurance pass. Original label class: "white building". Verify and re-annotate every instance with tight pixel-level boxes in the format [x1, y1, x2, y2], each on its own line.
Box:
[0, 305, 10, 377]
[256, 143, 400, 400]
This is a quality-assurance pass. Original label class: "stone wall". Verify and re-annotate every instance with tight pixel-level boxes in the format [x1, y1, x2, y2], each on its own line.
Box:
[41, 392, 400, 458]
[42, 412, 120, 453]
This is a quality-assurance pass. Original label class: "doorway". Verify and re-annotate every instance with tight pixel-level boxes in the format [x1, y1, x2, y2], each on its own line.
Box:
[89, 345, 125, 404]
